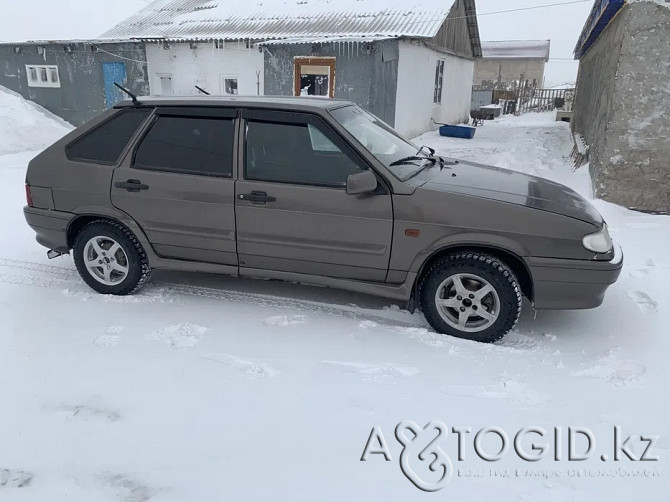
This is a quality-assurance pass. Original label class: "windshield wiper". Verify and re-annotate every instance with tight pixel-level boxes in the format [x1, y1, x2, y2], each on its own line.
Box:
[389, 155, 434, 167]
[390, 144, 439, 167]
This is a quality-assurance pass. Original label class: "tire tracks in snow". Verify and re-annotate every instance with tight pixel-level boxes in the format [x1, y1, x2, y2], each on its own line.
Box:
[0, 257, 425, 329]
[0, 257, 77, 277]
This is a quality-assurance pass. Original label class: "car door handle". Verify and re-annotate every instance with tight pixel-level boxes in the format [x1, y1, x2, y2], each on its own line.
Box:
[115, 179, 149, 192]
[238, 191, 276, 204]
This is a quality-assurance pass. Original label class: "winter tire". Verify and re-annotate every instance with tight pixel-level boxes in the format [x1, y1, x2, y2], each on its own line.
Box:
[420, 252, 522, 343]
[73, 220, 151, 295]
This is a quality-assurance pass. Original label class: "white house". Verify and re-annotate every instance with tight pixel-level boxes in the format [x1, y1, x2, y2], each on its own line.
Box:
[99, 0, 482, 136]
[143, 40, 263, 97]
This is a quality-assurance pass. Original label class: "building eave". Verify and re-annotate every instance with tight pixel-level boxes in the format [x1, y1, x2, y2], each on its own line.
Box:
[574, 0, 626, 60]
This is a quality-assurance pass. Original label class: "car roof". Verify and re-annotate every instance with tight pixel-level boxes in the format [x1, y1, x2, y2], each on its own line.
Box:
[115, 95, 355, 112]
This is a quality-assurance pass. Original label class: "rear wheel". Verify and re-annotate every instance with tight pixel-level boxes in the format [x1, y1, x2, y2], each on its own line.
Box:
[420, 252, 522, 343]
[73, 220, 151, 295]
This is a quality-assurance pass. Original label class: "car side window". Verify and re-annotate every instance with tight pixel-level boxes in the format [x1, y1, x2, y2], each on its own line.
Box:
[245, 119, 365, 187]
[133, 115, 235, 177]
[66, 108, 152, 164]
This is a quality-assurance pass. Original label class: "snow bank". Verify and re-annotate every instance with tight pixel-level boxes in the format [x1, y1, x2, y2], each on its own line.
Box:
[0, 85, 73, 156]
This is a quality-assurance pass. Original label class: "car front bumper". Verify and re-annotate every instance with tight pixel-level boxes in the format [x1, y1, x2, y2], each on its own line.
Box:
[527, 243, 623, 310]
[23, 206, 73, 253]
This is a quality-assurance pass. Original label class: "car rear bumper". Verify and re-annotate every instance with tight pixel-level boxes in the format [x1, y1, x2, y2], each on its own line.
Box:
[23, 206, 74, 253]
[527, 243, 623, 310]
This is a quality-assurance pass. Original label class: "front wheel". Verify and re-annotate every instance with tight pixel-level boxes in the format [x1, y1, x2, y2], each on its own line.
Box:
[420, 252, 522, 343]
[73, 220, 151, 295]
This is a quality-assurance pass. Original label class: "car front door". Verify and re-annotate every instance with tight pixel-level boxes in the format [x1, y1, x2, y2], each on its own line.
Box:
[235, 109, 393, 282]
[111, 107, 238, 265]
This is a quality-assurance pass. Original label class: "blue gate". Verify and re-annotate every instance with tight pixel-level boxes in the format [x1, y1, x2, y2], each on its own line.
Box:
[102, 62, 127, 108]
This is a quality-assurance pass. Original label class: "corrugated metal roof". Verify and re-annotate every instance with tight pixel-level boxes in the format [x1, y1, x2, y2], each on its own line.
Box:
[261, 36, 395, 45]
[481, 40, 551, 61]
[99, 0, 455, 41]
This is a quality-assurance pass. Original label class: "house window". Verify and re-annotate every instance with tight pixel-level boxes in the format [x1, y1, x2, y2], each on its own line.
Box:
[294, 57, 336, 98]
[434, 60, 445, 104]
[221, 76, 238, 95]
[157, 74, 173, 95]
[48, 67, 59, 85]
[25, 64, 60, 88]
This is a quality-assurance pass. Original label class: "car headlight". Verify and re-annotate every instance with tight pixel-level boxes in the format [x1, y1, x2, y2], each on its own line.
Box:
[582, 224, 613, 253]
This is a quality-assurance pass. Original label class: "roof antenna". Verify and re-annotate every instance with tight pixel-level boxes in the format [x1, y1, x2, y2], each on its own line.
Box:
[195, 85, 210, 95]
[113, 82, 140, 106]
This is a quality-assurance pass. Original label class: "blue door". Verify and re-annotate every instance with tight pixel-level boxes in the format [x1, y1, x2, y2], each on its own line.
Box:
[103, 62, 127, 108]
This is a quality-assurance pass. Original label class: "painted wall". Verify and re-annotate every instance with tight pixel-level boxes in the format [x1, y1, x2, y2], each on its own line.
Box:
[573, 2, 670, 213]
[473, 58, 546, 89]
[395, 40, 474, 138]
[263, 40, 398, 126]
[0, 42, 149, 125]
[146, 41, 264, 97]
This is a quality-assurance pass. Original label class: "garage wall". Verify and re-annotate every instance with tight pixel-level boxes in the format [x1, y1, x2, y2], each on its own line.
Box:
[573, 2, 670, 213]
[146, 41, 264, 97]
[395, 40, 474, 138]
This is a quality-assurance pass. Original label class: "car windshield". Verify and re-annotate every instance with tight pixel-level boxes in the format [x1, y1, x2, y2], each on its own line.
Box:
[329, 105, 430, 180]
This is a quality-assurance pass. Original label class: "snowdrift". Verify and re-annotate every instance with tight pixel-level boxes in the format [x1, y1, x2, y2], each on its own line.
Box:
[0, 85, 73, 156]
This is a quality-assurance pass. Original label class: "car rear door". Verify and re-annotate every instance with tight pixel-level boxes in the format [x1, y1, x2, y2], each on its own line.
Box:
[235, 109, 393, 281]
[111, 107, 239, 265]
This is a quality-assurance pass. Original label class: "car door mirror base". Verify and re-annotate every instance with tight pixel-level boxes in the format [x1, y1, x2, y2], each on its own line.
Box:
[346, 171, 378, 195]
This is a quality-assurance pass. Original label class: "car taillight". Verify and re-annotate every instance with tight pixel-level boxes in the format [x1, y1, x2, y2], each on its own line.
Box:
[25, 184, 33, 207]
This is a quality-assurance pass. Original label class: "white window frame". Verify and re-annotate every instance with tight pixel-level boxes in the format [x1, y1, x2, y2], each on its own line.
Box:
[25, 64, 60, 88]
[220, 75, 239, 96]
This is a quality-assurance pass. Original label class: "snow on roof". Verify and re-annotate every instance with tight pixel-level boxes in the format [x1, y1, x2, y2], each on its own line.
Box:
[99, 0, 458, 42]
[481, 40, 551, 61]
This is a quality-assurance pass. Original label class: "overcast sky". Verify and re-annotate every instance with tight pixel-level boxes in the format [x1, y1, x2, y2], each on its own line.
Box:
[0, 0, 593, 86]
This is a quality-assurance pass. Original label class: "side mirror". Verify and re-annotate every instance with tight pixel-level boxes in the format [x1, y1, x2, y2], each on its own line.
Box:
[346, 170, 378, 195]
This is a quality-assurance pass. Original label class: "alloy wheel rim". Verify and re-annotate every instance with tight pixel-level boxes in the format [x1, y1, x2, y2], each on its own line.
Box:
[83, 236, 129, 286]
[434, 273, 501, 333]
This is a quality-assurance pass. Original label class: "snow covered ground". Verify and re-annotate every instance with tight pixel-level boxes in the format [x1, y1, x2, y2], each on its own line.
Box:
[0, 92, 668, 500]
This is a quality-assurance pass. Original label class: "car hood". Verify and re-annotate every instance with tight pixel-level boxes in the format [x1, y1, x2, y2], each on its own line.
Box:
[419, 160, 603, 226]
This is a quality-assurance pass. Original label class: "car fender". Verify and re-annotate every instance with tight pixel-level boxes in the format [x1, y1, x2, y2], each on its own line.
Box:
[66, 206, 159, 263]
[408, 232, 530, 274]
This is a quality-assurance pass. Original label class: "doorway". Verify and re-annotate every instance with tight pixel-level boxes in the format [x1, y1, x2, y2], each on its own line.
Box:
[102, 62, 127, 108]
[294, 57, 335, 98]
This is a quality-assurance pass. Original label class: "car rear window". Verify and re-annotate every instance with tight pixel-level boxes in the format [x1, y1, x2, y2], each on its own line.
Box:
[66, 108, 152, 164]
[133, 115, 235, 177]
